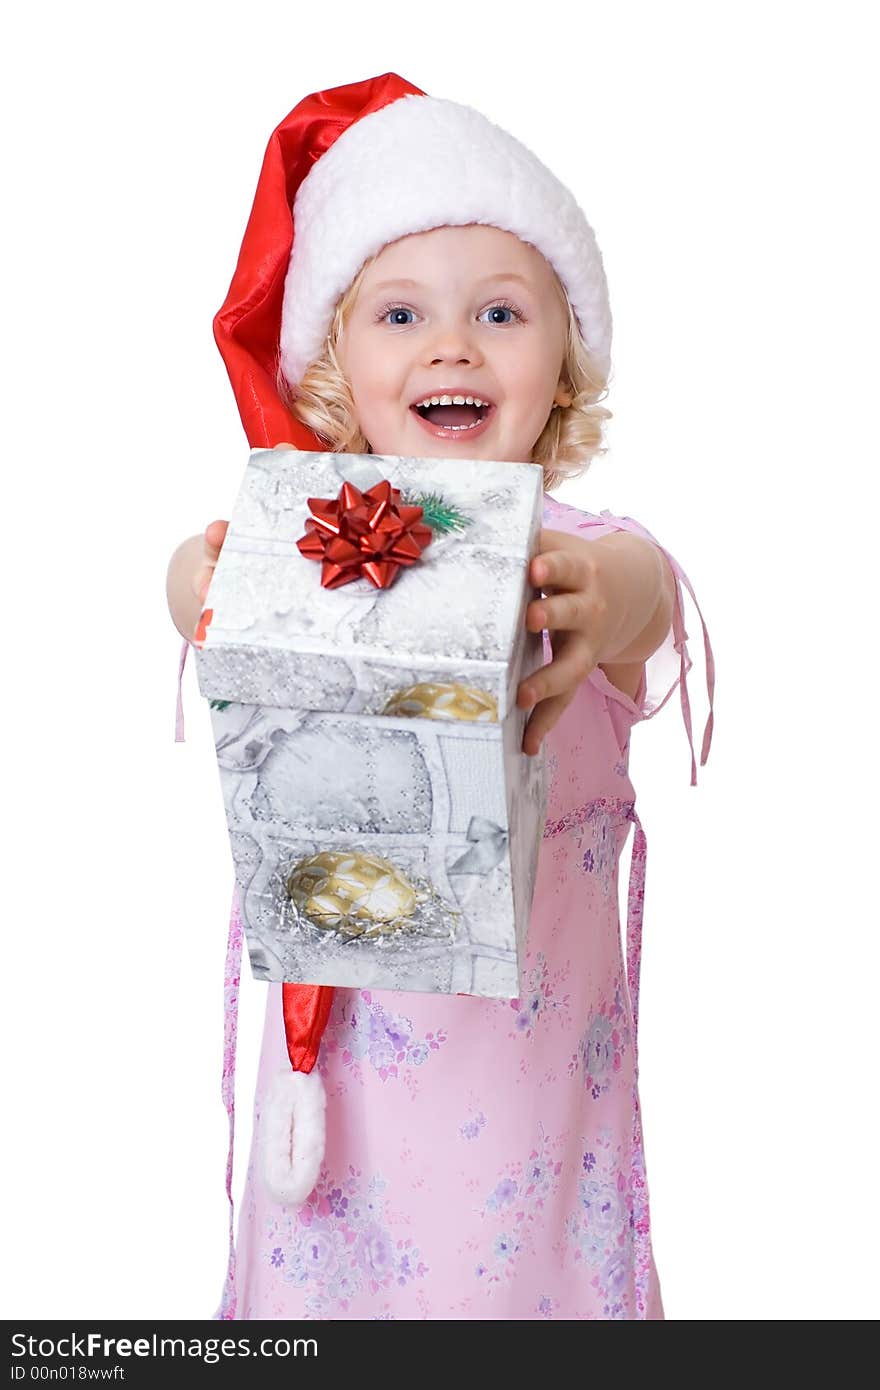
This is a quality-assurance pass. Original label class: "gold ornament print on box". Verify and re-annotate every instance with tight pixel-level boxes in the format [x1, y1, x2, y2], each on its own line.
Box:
[285, 851, 420, 936]
[382, 682, 499, 723]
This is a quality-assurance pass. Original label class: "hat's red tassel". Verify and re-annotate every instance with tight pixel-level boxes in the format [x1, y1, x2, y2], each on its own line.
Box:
[282, 982, 334, 1073]
[211, 73, 428, 1203]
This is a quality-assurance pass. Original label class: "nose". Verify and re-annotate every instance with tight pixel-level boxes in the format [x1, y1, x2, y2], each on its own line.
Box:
[424, 317, 483, 367]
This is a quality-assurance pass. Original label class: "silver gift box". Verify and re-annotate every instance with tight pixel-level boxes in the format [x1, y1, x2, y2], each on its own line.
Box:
[195, 449, 547, 998]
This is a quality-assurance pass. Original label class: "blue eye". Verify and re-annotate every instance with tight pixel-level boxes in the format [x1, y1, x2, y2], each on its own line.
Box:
[375, 299, 524, 327]
[378, 304, 417, 325]
[479, 301, 523, 325]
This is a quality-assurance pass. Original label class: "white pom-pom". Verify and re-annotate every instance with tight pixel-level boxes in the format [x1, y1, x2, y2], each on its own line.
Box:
[260, 1068, 326, 1206]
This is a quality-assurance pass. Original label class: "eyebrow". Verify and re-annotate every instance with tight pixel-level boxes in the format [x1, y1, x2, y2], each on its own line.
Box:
[371, 273, 534, 292]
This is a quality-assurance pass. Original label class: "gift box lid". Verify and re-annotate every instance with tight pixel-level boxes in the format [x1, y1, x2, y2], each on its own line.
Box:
[194, 450, 544, 720]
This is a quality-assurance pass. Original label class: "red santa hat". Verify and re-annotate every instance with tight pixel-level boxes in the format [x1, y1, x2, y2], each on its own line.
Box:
[277, 89, 613, 391]
[212, 72, 612, 1206]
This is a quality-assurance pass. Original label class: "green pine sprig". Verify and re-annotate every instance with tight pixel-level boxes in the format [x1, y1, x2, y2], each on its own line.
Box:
[404, 491, 471, 537]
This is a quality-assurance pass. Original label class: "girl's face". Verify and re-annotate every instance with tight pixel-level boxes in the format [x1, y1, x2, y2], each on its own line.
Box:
[337, 224, 571, 464]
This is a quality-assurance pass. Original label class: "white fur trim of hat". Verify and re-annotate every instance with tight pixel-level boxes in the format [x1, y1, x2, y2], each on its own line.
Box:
[279, 94, 612, 389]
[261, 1067, 327, 1206]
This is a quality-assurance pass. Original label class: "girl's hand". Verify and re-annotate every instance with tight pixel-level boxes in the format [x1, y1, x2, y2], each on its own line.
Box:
[194, 519, 229, 606]
[166, 521, 228, 643]
[179, 446, 296, 634]
[516, 527, 668, 756]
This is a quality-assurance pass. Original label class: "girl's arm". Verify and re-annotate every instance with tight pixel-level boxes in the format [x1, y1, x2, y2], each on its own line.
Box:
[592, 534, 676, 702]
[590, 531, 677, 663]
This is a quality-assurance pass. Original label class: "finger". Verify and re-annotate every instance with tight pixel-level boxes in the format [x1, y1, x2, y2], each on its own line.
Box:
[522, 689, 576, 756]
[517, 633, 597, 708]
[530, 546, 595, 592]
[204, 519, 229, 560]
[526, 588, 606, 635]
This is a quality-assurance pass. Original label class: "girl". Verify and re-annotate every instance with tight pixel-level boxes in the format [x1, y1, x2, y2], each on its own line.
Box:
[167, 72, 715, 1321]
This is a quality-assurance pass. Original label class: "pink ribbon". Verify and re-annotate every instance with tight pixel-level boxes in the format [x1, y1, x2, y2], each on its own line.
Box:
[175, 638, 189, 743]
[580, 511, 716, 788]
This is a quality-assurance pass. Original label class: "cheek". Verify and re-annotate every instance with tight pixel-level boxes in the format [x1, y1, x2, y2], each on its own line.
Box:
[499, 367, 558, 452]
[504, 359, 556, 419]
[347, 348, 398, 406]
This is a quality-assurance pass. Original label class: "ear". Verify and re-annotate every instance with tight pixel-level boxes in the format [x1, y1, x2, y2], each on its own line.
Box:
[553, 383, 574, 408]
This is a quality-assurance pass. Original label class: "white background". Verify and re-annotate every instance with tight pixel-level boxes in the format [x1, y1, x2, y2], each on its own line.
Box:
[2, 0, 876, 1322]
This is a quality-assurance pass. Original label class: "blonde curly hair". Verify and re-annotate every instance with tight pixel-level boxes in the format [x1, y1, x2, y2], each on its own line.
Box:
[276, 249, 612, 491]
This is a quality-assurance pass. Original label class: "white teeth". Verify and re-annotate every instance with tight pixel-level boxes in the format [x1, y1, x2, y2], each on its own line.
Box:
[412, 390, 492, 432]
[413, 394, 491, 409]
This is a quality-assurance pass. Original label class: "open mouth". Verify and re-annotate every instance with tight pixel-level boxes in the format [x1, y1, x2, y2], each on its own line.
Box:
[410, 394, 494, 432]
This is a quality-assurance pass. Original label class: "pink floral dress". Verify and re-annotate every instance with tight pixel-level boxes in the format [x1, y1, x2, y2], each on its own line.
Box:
[181, 494, 714, 1322]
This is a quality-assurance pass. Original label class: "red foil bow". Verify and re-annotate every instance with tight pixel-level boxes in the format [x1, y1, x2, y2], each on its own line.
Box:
[296, 480, 433, 589]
